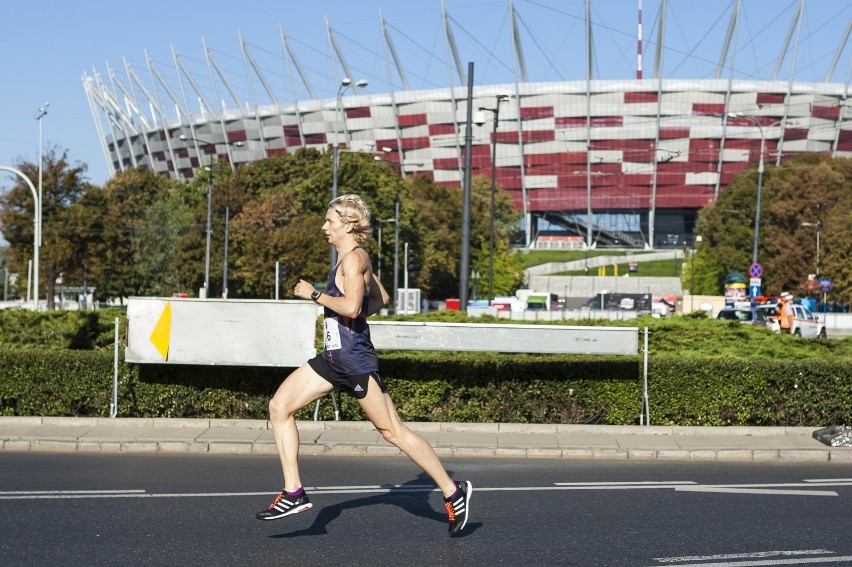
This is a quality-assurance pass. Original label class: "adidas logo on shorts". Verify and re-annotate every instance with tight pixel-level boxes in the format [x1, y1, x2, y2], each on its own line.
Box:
[353, 384, 364, 392]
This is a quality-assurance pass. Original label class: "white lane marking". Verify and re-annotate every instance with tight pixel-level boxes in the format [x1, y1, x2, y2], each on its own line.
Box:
[316, 484, 435, 490]
[654, 550, 833, 563]
[1, 479, 848, 500]
[803, 478, 852, 483]
[644, 556, 852, 566]
[555, 481, 697, 486]
[0, 490, 145, 495]
[697, 482, 852, 488]
[675, 486, 838, 497]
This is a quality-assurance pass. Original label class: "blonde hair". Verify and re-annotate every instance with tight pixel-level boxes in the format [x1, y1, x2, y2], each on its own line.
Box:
[329, 194, 372, 244]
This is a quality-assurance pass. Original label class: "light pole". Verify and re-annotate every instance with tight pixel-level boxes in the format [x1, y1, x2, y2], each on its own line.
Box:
[331, 77, 368, 269]
[375, 218, 395, 281]
[477, 94, 508, 304]
[0, 166, 39, 310]
[222, 181, 231, 299]
[376, 148, 402, 313]
[375, 149, 422, 314]
[178, 134, 242, 298]
[35, 102, 48, 310]
[727, 113, 782, 266]
[801, 221, 821, 276]
[801, 220, 823, 318]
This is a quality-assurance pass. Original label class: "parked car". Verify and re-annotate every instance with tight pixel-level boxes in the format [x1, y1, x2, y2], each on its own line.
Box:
[768, 304, 827, 338]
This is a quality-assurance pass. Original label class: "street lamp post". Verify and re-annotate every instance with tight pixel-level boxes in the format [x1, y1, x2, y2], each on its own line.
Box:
[331, 77, 368, 269]
[375, 217, 395, 282]
[373, 153, 402, 313]
[375, 148, 422, 314]
[222, 183, 231, 298]
[478, 94, 508, 304]
[178, 134, 242, 298]
[35, 102, 48, 310]
[801, 221, 821, 276]
[727, 113, 782, 266]
[801, 220, 823, 318]
[0, 166, 39, 310]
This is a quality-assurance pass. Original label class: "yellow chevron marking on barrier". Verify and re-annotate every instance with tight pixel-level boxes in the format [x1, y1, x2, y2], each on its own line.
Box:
[149, 302, 172, 361]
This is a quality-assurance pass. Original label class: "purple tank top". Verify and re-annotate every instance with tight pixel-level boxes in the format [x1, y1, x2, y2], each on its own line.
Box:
[321, 248, 378, 375]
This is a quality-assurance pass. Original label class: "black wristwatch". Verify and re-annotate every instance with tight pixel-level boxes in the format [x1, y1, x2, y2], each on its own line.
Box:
[310, 290, 322, 302]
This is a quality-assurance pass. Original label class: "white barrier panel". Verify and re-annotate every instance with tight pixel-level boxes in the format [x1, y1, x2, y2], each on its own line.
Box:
[369, 321, 638, 356]
[126, 297, 317, 367]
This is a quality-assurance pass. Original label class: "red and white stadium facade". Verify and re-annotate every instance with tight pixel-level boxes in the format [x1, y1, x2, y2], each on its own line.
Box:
[82, 2, 852, 249]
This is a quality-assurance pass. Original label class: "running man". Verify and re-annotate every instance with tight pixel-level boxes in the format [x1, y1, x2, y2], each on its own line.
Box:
[256, 193, 472, 536]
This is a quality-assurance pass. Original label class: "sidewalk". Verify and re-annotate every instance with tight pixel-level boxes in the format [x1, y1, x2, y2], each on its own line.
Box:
[2, 417, 851, 462]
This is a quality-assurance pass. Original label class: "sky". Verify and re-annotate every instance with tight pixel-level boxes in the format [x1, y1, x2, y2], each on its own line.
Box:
[1, 0, 850, 190]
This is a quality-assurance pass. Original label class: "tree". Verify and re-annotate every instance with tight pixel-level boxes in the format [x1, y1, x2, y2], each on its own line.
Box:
[691, 156, 852, 303]
[405, 173, 520, 300]
[406, 174, 461, 298]
[92, 168, 178, 302]
[172, 161, 231, 297]
[222, 150, 333, 298]
[135, 182, 195, 297]
[468, 176, 524, 298]
[763, 157, 852, 305]
[0, 146, 92, 307]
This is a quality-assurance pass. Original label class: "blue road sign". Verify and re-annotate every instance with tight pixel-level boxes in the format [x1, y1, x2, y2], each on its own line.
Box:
[750, 285, 761, 297]
[749, 263, 763, 278]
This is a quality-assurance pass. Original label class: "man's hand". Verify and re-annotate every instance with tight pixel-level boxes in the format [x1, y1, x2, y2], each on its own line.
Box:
[294, 279, 316, 300]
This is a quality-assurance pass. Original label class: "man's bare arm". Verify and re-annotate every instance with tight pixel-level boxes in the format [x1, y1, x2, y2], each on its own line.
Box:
[366, 274, 390, 316]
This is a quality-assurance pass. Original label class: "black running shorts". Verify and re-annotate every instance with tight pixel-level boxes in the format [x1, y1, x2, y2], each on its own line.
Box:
[307, 355, 387, 400]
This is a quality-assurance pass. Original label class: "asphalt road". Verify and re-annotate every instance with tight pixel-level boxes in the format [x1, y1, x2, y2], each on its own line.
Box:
[2, 452, 852, 567]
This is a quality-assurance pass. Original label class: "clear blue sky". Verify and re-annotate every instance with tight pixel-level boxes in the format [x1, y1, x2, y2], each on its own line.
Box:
[1, 0, 850, 189]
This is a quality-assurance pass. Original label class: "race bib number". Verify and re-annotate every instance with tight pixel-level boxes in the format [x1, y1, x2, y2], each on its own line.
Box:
[324, 318, 342, 351]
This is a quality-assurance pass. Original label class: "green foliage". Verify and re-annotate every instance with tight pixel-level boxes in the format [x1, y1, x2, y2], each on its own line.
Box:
[83, 169, 187, 300]
[407, 174, 520, 298]
[0, 146, 94, 305]
[0, 308, 122, 350]
[518, 249, 639, 269]
[556, 257, 684, 277]
[3, 341, 850, 425]
[2, 309, 848, 425]
[135, 181, 197, 297]
[694, 156, 852, 302]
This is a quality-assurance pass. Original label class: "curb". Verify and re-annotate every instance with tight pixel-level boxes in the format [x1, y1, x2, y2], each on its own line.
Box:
[2, 417, 850, 463]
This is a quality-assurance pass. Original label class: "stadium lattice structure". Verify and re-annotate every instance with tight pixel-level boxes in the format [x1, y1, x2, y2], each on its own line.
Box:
[82, 0, 852, 249]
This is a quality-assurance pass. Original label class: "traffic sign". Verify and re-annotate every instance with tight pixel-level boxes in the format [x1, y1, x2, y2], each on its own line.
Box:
[819, 278, 833, 293]
[750, 285, 761, 298]
[749, 263, 763, 278]
[749, 277, 761, 287]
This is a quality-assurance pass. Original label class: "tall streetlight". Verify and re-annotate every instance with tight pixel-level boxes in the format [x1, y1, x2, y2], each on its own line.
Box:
[0, 166, 39, 310]
[375, 217, 396, 282]
[222, 181, 232, 299]
[374, 148, 422, 314]
[727, 113, 782, 266]
[178, 134, 242, 298]
[331, 77, 368, 269]
[801, 221, 821, 276]
[801, 220, 823, 319]
[477, 94, 508, 303]
[35, 102, 48, 310]
[374, 153, 400, 312]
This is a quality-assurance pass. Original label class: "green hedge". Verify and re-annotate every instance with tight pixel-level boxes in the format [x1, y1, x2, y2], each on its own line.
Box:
[0, 308, 123, 350]
[2, 308, 851, 425]
[2, 347, 850, 425]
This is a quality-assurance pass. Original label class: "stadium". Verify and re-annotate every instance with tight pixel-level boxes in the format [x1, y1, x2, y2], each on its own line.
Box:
[82, 1, 852, 250]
